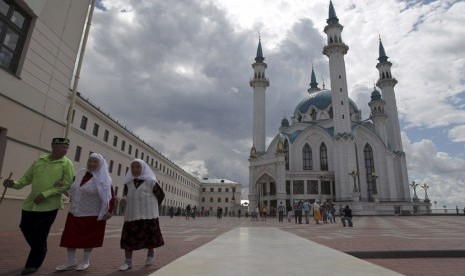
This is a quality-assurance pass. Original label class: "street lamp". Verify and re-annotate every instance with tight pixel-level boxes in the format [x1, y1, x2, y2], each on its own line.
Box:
[409, 181, 419, 202]
[348, 170, 358, 193]
[421, 183, 430, 203]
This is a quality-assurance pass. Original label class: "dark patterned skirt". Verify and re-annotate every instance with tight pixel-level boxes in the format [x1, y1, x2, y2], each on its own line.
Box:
[120, 218, 164, 250]
[60, 213, 107, 248]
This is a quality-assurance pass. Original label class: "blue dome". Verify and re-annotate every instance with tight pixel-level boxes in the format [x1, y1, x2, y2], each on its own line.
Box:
[294, 90, 359, 115]
[281, 117, 290, 127]
[371, 89, 382, 101]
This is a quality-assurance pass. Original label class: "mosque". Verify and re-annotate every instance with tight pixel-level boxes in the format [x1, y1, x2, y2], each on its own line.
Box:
[248, 1, 427, 215]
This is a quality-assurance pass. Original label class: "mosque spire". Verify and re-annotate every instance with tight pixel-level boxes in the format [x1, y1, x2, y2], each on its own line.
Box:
[308, 65, 320, 93]
[378, 36, 388, 63]
[327, 0, 339, 24]
[255, 32, 265, 63]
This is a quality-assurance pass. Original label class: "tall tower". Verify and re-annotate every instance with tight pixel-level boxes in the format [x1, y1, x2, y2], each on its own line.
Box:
[322, 1, 357, 201]
[308, 66, 321, 94]
[322, 0, 351, 135]
[376, 38, 410, 200]
[249, 37, 269, 153]
[376, 38, 402, 152]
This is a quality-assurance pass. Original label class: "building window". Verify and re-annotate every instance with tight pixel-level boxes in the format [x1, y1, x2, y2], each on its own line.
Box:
[128, 144, 132, 155]
[210, 188, 214, 192]
[71, 109, 75, 123]
[125, 167, 129, 174]
[92, 123, 99, 136]
[307, 180, 318, 194]
[151, 158, 154, 166]
[103, 130, 109, 142]
[218, 188, 222, 193]
[321, 181, 331, 195]
[0, 0, 30, 73]
[109, 160, 114, 173]
[218, 198, 221, 203]
[364, 144, 377, 194]
[135, 149, 138, 158]
[114, 186, 119, 197]
[302, 144, 313, 170]
[225, 188, 229, 193]
[113, 135, 118, 147]
[293, 180, 304, 195]
[141, 152, 144, 160]
[225, 198, 229, 203]
[286, 180, 291, 195]
[202, 197, 205, 202]
[284, 139, 289, 170]
[320, 143, 328, 171]
[80, 116, 88, 130]
[146, 155, 149, 163]
[202, 188, 206, 192]
[74, 146, 82, 162]
[210, 197, 213, 203]
[121, 140, 126, 151]
[117, 163, 122, 176]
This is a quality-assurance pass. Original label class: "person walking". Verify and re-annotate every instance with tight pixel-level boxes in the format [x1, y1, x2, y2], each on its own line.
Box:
[118, 159, 165, 271]
[341, 205, 353, 227]
[303, 200, 311, 224]
[56, 153, 114, 271]
[262, 205, 268, 221]
[192, 206, 197, 220]
[277, 201, 285, 222]
[313, 200, 322, 224]
[2, 138, 74, 275]
[287, 204, 292, 222]
[185, 204, 191, 220]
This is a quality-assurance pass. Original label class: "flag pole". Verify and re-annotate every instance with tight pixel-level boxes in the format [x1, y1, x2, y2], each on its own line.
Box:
[65, 0, 96, 139]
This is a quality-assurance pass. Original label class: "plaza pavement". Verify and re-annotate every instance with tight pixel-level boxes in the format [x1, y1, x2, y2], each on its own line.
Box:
[1, 199, 465, 275]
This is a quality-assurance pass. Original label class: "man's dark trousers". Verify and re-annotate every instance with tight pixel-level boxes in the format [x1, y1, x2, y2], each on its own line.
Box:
[20, 209, 58, 268]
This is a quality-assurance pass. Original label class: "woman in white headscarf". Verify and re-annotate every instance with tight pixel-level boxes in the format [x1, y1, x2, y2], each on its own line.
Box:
[118, 159, 165, 271]
[56, 153, 114, 271]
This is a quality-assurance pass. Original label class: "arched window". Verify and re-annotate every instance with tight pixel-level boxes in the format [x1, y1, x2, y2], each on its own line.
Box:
[364, 144, 377, 195]
[284, 140, 289, 170]
[328, 107, 333, 118]
[302, 144, 312, 170]
[310, 109, 317, 120]
[329, 37, 333, 43]
[382, 72, 385, 79]
[320, 143, 328, 171]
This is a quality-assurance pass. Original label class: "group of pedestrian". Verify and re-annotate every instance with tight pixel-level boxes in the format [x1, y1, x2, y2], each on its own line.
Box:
[2, 138, 165, 275]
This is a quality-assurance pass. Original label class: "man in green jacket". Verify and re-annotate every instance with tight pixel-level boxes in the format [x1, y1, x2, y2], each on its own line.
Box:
[3, 138, 74, 275]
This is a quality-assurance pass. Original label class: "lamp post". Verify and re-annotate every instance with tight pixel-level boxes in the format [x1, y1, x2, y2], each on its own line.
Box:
[348, 170, 358, 193]
[370, 172, 378, 202]
[409, 181, 419, 202]
[421, 183, 430, 203]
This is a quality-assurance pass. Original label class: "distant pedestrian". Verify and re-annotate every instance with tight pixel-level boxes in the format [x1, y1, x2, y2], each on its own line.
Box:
[303, 200, 311, 224]
[287, 205, 292, 222]
[277, 202, 285, 222]
[2, 137, 74, 275]
[254, 205, 260, 221]
[119, 159, 165, 271]
[238, 209, 241, 218]
[56, 153, 114, 271]
[313, 200, 321, 224]
[456, 206, 459, 215]
[341, 205, 353, 227]
[262, 205, 268, 221]
[185, 204, 191, 220]
[192, 206, 197, 220]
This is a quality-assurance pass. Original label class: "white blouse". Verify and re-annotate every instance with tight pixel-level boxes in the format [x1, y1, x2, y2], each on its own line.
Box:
[69, 169, 102, 217]
[124, 179, 159, 222]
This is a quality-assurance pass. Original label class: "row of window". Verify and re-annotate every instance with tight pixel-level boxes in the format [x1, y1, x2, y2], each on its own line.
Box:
[73, 111, 197, 190]
[201, 197, 231, 203]
[201, 187, 231, 193]
[284, 141, 328, 171]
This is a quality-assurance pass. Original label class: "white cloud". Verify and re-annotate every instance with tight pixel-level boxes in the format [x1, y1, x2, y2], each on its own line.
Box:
[448, 125, 465, 142]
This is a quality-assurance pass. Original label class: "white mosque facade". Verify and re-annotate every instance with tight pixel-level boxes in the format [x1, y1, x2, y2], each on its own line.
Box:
[248, 1, 428, 215]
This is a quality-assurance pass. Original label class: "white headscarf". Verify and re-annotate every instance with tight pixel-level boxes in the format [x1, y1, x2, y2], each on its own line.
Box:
[124, 159, 157, 184]
[88, 153, 113, 220]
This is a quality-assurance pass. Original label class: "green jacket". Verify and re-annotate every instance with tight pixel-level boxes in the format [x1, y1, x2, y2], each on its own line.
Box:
[13, 154, 74, 211]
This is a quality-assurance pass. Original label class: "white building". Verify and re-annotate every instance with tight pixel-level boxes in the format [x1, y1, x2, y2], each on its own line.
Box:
[0, 0, 201, 215]
[199, 178, 242, 216]
[248, 1, 428, 215]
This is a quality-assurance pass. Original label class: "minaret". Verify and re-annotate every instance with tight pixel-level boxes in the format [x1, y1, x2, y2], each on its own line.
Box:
[322, 0, 351, 134]
[308, 66, 321, 93]
[322, 1, 357, 202]
[249, 36, 269, 153]
[376, 38, 402, 152]
[368, 87, 388, 145]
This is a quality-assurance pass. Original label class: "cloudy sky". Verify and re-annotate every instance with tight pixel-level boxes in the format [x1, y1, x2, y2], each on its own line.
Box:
[79, 0, 465, 209]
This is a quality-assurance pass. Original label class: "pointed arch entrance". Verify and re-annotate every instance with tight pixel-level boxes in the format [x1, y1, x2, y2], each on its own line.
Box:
[255, 173, 277, 216]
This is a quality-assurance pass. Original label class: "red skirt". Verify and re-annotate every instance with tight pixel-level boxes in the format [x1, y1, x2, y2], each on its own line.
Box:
[60, 213, 107, 248]
[120, 218, 164, 250]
